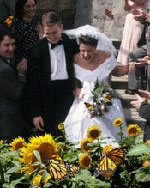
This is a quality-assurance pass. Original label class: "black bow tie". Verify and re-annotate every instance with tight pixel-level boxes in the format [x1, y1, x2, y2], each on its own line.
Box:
[50, 40, 63, 49]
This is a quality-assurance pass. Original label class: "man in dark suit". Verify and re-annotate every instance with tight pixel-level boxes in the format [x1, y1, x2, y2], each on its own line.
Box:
[27, 12, 79, 138]
[0, 29, 27, 142]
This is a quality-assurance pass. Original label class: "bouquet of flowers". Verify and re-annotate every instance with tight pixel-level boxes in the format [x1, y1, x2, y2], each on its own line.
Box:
[85, 79, 118, 117]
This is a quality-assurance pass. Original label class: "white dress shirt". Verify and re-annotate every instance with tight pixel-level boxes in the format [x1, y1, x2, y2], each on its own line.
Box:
[48, 42, 69, 80]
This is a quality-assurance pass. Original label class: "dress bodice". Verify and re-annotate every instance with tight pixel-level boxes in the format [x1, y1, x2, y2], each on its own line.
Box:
[74, 52, 117, 84]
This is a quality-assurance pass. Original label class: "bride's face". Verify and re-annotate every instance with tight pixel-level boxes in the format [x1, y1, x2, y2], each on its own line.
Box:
[80, 43, 96, 61]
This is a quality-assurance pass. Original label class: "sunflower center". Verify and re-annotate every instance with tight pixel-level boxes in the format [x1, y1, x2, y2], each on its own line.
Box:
[129, 128, 137, 134]
[82, 156, 91, 167]
[116, 120, 121, 125]
[38, 143, 55, 163]
[15, 142, 24, 150]
[90, 130, 99, 138]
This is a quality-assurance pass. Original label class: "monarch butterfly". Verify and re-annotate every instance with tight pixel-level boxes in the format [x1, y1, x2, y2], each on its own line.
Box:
[84, 102, 92, 108]
[45, 158, 80, 181]
[4, 15, 14, 27]
[94, 148, 125, 177]
[105, 9, 114, 19]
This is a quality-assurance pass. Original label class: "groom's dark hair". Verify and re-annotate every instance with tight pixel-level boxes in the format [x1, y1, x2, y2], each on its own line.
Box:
[42, 12, 62, 27]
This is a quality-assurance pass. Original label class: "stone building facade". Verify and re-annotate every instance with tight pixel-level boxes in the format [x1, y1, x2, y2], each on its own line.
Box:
[2, 0, 149, 40]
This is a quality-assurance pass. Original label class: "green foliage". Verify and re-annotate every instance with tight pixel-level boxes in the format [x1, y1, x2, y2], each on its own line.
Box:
[70, 170, 110, 188]
[127, 143, 150, 156]
[133, 167, 150, 183]
[0, 122, 150, 187]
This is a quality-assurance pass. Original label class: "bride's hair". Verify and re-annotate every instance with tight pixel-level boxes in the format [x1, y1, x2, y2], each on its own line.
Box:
[79, 35, 98, 47]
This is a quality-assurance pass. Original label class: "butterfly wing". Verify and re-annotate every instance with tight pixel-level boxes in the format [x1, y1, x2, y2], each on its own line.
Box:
[47, 159, 69, 181]
[67, 163, 81, 176]
[94, 155, 117, 177]
[46, 159, 80, 181]
[105, 9, 113, 19]
[107, 148, 124, 165]
[84, 102, 92, 108]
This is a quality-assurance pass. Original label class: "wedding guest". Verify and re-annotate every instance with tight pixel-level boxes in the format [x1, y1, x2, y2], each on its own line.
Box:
[117, 0, 147, 65]
[130, 89, 150, 142]
[126, 12, 150, 94]
[14, 0, 39, 66]
[26, 12, 79, 138]
[15, 0, 41, 126]
[0, 30, 27, 142]
[64, 28, 128, 147]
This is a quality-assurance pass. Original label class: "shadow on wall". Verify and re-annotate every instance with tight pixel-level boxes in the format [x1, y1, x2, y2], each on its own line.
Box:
[35, 0, 77, 29]
[74, 0, 93, 28]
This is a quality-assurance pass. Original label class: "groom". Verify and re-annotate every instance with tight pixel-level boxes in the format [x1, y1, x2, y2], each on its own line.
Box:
[27, 12, 79, 137]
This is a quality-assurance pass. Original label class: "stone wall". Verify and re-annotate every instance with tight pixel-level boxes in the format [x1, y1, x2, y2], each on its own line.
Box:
[36, 0, 77, 29]
[74, 0, 127, 40]
[2, 0, 149, 40]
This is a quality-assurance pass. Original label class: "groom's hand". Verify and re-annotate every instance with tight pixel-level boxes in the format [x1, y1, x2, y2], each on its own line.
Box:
[33, 116, 44, 131]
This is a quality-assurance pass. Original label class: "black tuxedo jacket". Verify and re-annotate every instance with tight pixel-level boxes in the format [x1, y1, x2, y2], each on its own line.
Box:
[27, 33, 79, 120]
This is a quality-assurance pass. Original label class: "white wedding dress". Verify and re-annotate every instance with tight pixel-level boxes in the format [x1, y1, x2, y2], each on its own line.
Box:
[64, 53, 127, 147]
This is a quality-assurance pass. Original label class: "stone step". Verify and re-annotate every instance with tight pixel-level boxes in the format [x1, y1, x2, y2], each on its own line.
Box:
[111, 76, 146, 130]
[123, 108, 146, 125]
[111, 75, 147, 90]
[115, 89, 137, 108]
[111, 75, 128, 89]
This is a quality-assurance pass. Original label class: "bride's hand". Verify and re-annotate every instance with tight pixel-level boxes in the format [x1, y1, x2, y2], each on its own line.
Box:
[98, 105, 105, 112]
[75, 88, 85, 100]
[79, 94, 85, 100]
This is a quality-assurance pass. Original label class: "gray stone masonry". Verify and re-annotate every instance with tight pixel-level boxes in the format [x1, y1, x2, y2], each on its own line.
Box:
[74, 0, 127, 41]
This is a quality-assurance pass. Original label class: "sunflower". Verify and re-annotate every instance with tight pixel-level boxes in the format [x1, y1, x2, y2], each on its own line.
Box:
[143, 160, 150, 167]
[33, 174, 42, 186]
[79, 154, 92, 169]
[102, 172, 112, 178]
[104, 94, 111, 103]
[43, 175, 51, 187]
[19, 133, 60, 174]
[113, 118, 123, 127]
[127, 124, 141, 137]
[81, 139, 93, 153]
[0, 140, 3, 145]
[10, 137, 26, 151]
[146, 140, 150, 145]
[58, 123, 64, 130]
[103, 144, 113, 155]
[87, 125, 101, 141]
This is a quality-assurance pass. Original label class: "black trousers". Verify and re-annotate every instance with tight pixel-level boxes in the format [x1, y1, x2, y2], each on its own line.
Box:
[41, 79, 75, 138]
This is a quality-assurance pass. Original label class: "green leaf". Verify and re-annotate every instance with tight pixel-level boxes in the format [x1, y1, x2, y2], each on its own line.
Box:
[33, 150, 41, 162]
[70, 169, 110, 188]
[127, 143, 150, 156]
[117, 133, 123, 136]
[133, 167, 150, 182]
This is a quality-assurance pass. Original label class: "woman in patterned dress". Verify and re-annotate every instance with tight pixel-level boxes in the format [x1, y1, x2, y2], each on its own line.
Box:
[14, 0, 40, 130]
[15, 0, 39, 66]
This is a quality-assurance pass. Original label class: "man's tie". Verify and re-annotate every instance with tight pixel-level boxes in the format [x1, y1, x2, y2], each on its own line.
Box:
[51, 40, 63, 49]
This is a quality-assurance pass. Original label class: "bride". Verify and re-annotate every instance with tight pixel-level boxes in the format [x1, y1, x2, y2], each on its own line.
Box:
[63, 25, 128, 147]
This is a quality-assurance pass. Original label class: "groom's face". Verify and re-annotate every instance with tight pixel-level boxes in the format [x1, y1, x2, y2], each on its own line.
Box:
[43, 23, 63, 44]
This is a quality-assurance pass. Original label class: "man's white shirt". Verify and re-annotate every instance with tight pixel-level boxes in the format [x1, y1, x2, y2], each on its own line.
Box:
[48, 42, 69, 80]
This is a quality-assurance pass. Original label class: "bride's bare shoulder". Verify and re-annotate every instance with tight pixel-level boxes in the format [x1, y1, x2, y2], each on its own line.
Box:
[97, 50, 111, 58]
